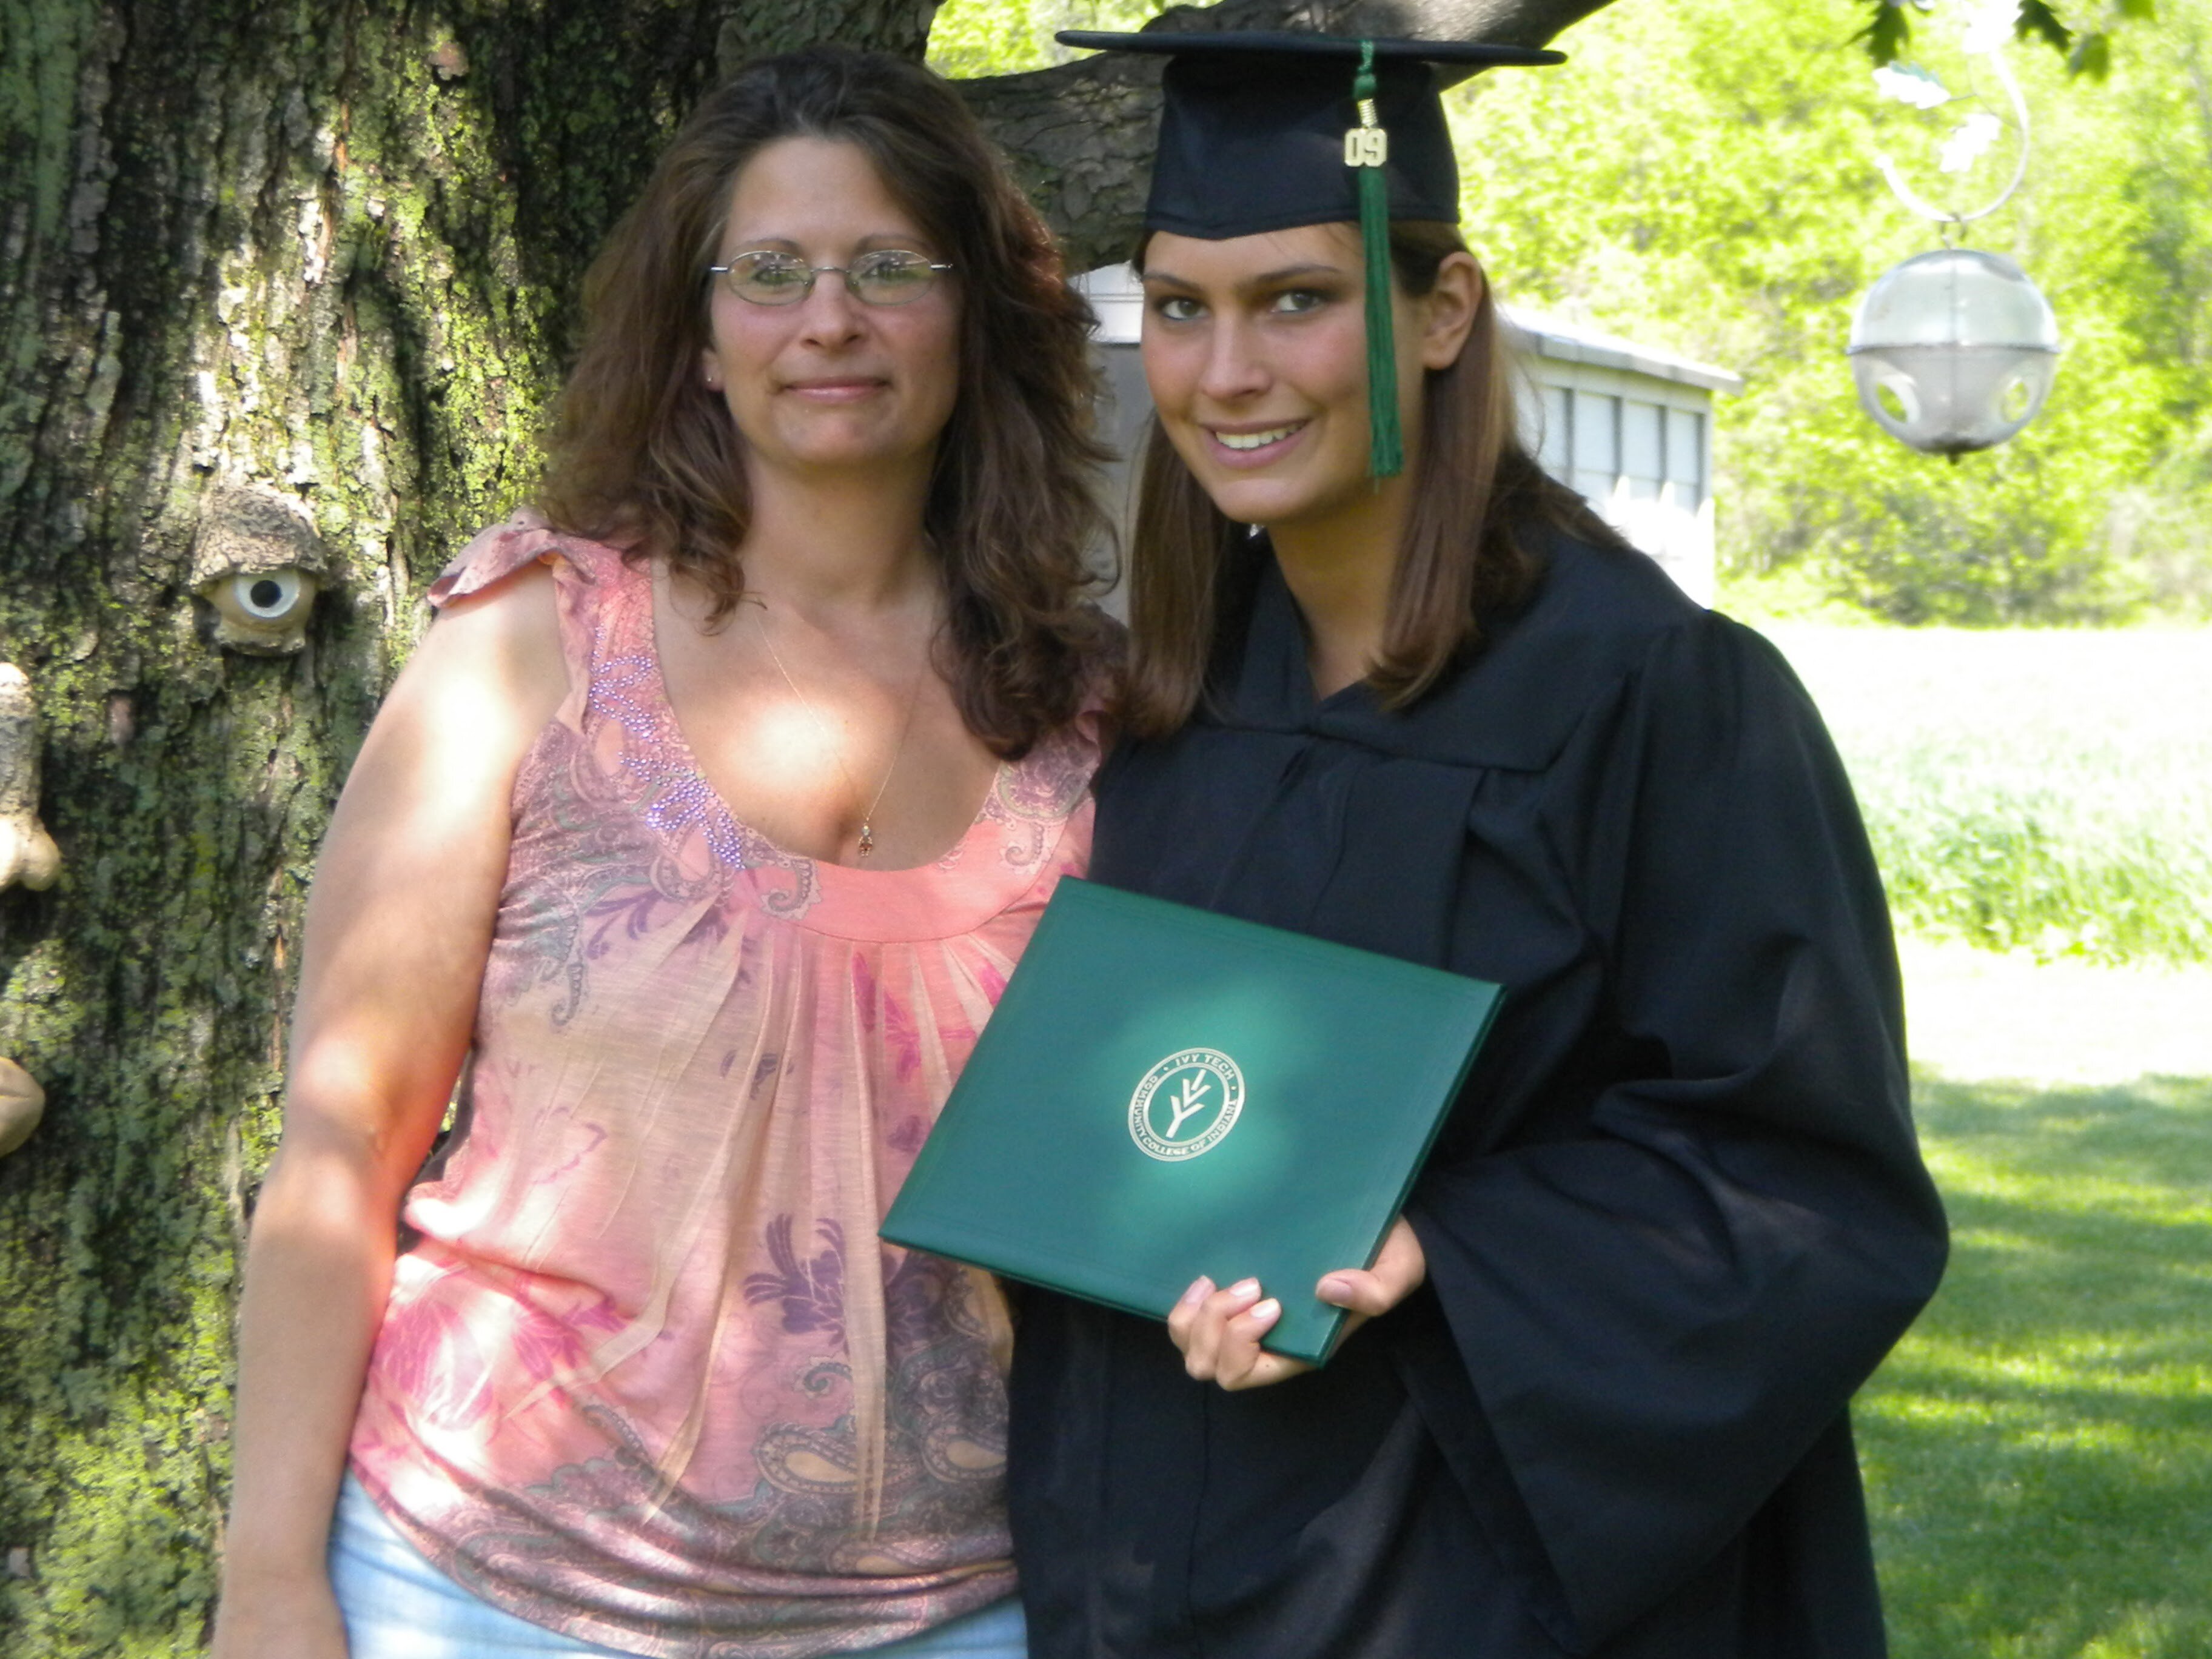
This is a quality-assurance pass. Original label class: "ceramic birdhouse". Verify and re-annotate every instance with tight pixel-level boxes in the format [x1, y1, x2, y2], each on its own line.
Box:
[191, 486, 330, 654]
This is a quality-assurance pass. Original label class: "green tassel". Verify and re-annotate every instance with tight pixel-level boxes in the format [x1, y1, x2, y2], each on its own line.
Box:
[1352, 43, 1403, 480]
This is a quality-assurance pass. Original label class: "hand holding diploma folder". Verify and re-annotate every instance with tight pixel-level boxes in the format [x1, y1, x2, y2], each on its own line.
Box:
[879, 879, 1504, 1364]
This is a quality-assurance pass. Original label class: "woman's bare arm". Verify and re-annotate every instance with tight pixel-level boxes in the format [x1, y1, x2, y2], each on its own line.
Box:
[212, 564, 565, 1657]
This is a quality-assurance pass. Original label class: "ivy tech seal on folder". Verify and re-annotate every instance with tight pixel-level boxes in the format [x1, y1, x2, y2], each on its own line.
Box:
[1128, 1048, 1245, 1161]
[879, 879, 1503, 1364]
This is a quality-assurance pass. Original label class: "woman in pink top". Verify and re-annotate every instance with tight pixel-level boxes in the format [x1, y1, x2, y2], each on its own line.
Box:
[212, 48, 1113, 1659]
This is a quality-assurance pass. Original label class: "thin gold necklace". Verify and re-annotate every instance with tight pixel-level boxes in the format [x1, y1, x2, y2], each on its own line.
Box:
[748, 602, 926, 860]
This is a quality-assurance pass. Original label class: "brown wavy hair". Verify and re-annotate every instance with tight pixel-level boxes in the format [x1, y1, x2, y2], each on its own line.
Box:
[1121, 221, 1619, 736]
[537, 47, 1112, 758]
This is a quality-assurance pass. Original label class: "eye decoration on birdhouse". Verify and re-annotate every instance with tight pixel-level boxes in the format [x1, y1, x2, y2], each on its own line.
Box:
[207, 566, 320, 642]
[190, 485, 330, 655]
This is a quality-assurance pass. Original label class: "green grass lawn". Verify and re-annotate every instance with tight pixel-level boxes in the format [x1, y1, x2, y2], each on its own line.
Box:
[1863, 947, 2212, 1658]
[1744, 627, 2212, 1653]
[1765, 625, 2212, 966]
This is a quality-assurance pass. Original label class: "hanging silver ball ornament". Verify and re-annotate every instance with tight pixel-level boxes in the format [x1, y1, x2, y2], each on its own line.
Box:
[1847, 249, 2061, 457]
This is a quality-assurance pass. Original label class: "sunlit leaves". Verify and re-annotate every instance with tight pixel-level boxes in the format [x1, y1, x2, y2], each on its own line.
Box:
[2016, 0, 2078, 53]
[1939, 109, 2005, 169]
[2071, 28, 2116, 73]
[1857, 0, 2159, 76]
[1862, 1, 1920, 65]
[925, 0, 1166, 78]
[1876, 60, 1957, 105]
[1454, 0, 2212, 627]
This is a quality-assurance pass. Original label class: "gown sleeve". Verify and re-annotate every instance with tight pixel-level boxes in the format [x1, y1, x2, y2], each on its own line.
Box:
[1403, 609, 1948, 1649]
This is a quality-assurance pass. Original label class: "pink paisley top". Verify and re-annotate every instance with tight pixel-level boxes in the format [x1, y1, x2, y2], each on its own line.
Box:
[347, 516, 1101, 1656]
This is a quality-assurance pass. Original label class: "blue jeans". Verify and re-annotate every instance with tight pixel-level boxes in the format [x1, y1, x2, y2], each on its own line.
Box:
[330, 1475, 1028, 1658]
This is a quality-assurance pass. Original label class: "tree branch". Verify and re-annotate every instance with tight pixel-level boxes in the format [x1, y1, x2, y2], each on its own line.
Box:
[953, 0, 1616, 270]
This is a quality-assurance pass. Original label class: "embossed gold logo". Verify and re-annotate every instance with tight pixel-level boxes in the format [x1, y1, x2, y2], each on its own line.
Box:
[1128, 1049, 1245, 1162]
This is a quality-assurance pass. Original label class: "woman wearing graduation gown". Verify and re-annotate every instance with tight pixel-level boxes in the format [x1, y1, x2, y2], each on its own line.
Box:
[1004, 32, 1948, 1659]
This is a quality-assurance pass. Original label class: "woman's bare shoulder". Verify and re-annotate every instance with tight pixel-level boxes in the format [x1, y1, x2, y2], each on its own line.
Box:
[398, 556, 569, 739]
[319, 560, 569, 867]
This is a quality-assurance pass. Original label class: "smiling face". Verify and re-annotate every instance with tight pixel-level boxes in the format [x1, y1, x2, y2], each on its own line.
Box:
[1139, 223, 1473, 538]
[702, 136, 960, 489]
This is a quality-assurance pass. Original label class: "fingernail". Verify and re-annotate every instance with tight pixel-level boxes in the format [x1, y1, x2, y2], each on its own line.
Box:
[1318, 1274, 1352, 1303]
[1179, 1278, 1214, 1309]
[1250, 1299, 1280, 1325]
[1228, 1278, 1261, 1301]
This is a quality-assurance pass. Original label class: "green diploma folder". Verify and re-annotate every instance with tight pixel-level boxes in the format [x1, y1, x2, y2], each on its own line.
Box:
[879, 879, 1504, 1363]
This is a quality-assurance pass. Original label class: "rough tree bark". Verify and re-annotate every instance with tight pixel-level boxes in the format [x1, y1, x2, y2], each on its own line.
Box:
[0, 0, 1604, 1651]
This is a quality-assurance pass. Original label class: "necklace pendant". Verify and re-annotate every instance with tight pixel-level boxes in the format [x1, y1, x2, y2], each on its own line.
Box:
[857, 822, 875, 857]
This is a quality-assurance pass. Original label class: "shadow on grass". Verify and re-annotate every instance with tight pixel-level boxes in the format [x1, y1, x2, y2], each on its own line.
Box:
[1863, 1071, 2212, 1659]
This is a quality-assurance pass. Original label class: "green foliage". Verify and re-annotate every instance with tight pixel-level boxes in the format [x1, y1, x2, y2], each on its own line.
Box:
[1858, 0, 2160, 71]
[1872, 795, 2212, 962]
[2018, 0, 2079, 56]
[1455, 0, 2212, 625]
[2073, 29, 2117, 76]
[1860, 2, 1920, 67]
[1864, 1069, 2212, 1658]
[925, 0, 1165, 78]
[1771, 625, 2212, 966]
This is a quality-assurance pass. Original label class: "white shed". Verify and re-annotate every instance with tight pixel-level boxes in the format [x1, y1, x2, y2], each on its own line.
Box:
[1071, 264, 1741, 608]
[1506, 309, 1740, 606]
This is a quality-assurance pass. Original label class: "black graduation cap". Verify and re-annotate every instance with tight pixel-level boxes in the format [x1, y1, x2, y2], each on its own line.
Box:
[1056, 30, 1565, 478]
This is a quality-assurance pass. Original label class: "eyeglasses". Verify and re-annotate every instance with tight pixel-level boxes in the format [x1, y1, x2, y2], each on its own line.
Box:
[709, 249, 954, 307]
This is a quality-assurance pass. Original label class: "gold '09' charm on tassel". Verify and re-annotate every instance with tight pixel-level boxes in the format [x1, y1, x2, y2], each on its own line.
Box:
[1344, 103, 1389, 167]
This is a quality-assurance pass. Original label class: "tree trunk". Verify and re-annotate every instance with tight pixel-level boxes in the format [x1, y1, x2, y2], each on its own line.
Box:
[0, 0, 1603, 1651]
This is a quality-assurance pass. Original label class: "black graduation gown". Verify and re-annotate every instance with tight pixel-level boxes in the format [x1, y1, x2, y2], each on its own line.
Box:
[1005, 527, 1948, 1659]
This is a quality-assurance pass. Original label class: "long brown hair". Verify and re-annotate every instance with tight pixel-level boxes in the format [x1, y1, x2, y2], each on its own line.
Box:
[538, 47, 1111, 758]
[1121, 221, 1615, 736]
